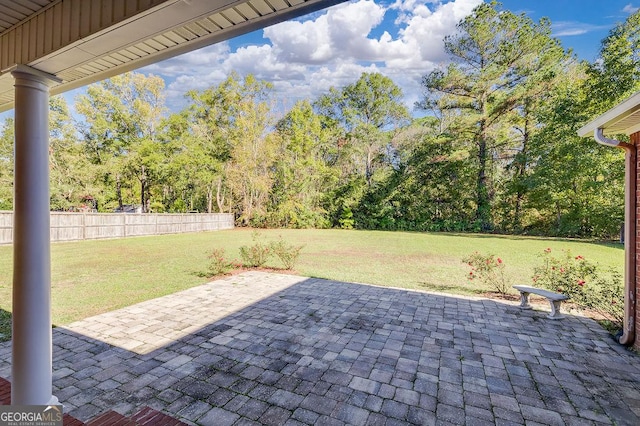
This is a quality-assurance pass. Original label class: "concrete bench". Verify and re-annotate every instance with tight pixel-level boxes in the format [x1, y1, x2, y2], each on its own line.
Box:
[513, 285, 569, 319]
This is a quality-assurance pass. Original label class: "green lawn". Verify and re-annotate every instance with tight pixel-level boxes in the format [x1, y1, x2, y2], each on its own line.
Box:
[0, 228, 624, 341]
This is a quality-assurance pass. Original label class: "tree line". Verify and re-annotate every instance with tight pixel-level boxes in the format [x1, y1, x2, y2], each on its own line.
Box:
[0, 1, 638, 239]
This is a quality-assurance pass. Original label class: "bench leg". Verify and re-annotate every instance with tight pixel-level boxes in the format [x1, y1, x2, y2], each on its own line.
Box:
[547, 300, 565, 319]
[518, 292, 532, 309]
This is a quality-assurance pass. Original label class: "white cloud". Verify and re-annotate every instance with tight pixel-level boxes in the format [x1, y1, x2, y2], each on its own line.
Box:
[623, 4, 639, 14]
[264, 0, 389, 64]
[388, 0, 482, 68]
[264, 19, 333, 64]
[143, 0, 482, 113]
[551, 21, 610, 37]
[143, 42, 231, 77]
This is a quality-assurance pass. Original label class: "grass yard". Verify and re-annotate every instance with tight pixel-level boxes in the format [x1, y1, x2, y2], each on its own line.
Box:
[0, 228, 624, 342]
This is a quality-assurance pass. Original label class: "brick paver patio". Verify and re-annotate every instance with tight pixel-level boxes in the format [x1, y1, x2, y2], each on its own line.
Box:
[0, 271, 639, 425]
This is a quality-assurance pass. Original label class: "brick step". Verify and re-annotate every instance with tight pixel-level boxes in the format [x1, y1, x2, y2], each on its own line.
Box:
[1, 376, 86, 426]
[82, 408, 189, 426]
[130, 407, 188, 425]
[86, 407, 188, 426]
[1, 377, 186, 426]
[0, 377, 10, 405]
[63, 414, 86, 426]
[86, 410, 136, 426]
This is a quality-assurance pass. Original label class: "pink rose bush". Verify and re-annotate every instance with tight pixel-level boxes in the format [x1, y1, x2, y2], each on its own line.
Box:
[463, 252, 510, 294]
[532, 248, 623, 329]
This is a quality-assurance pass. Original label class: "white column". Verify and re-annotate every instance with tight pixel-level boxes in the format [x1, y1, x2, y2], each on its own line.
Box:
[10, 65, 60, 405]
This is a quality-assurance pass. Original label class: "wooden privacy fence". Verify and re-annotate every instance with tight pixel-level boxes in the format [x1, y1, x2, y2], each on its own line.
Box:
[0, 212, 234, 244]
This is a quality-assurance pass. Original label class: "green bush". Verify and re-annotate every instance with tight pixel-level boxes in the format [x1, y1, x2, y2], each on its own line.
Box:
[207, 248, 233, 276]
[339, 207, 355, 229]
[0, 309, 10, 343]
[150, 201, 165, 213]
[462, 251, 509, 294]
[239, 231, 271, 267]
[270, 238, 304, 270]
[532, 248, 623, 328]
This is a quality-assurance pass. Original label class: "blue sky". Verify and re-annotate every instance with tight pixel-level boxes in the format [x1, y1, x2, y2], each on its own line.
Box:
[2, 0, 639, 122]
[501, 0, 636, 59]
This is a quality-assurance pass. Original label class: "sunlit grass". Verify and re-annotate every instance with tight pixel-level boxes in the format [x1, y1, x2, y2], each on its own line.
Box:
[0, 228, 623, 342]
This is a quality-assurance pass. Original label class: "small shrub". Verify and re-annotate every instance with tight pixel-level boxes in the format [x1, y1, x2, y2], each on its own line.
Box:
[270, 238, 304, 270]
[239, 231, 271, 267]
[463, 251, 509, 294]
[339, 207, 354, 229]
[0, 309, 10, 343]
[149, 201, 165, 213]
[207, 248, 233, 276]
[532, 249, 593, 300]
[532, 248, 623, 328]
[588, 271, 624, 328]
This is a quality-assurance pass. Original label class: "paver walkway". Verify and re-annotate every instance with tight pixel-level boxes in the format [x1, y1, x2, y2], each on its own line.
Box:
[0, 271, 639, 425]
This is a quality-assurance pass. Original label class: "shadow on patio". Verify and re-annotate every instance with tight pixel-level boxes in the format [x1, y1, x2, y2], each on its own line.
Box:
[0, 271, 639, 425]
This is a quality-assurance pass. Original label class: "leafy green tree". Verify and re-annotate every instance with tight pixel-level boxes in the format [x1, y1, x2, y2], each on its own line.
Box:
[165, 73, 277, 220]
[154, 111, 192, 212]
[355, 116, 476, 231]
[583, 9, 640, 115]
[49, 96, 95, 211]
[517, 10, 640, 238]
[75, 72, 167, 212]
[171, 73, 248, 213]
[419, 1, 567, 231]
[500, 55, 574, 231]
[402, 126, 476, 231]
[524, 63, 625, 238]
[268, 100, 337, 228]
[315, 72, 409, 227]
[217, 74, 276, 225]
[0, 118, 13, 210]
[0, 97, 93, 212]
[316, 72, 409, 186]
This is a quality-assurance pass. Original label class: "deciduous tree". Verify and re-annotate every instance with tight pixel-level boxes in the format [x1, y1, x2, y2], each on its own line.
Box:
[75, 72, 167, 212]
[316, 72, 409, 186]
[0, 118, 13, 210]
[269, 100, 337, 227]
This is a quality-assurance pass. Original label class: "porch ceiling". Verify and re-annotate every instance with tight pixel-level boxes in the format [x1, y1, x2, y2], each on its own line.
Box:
[0, 0, 344, 113]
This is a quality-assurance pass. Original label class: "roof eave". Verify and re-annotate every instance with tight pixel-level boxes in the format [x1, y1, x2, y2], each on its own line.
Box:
[578, 91, 640, 137]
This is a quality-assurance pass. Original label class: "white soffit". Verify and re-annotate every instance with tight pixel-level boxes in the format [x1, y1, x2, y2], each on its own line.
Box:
[0, 0, 345, 112]
[578, 91, 640, 137]
[0, 0, 55, 33]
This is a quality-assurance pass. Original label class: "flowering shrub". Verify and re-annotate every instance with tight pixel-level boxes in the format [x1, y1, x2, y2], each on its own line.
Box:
[463, 252, 510, 294]
[532, 249, 595, 300]
[269, 238, 304, 270]
[532, 249, 623, 328]
[207, 248, 233, 276]
[239, 231, 271, 267]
